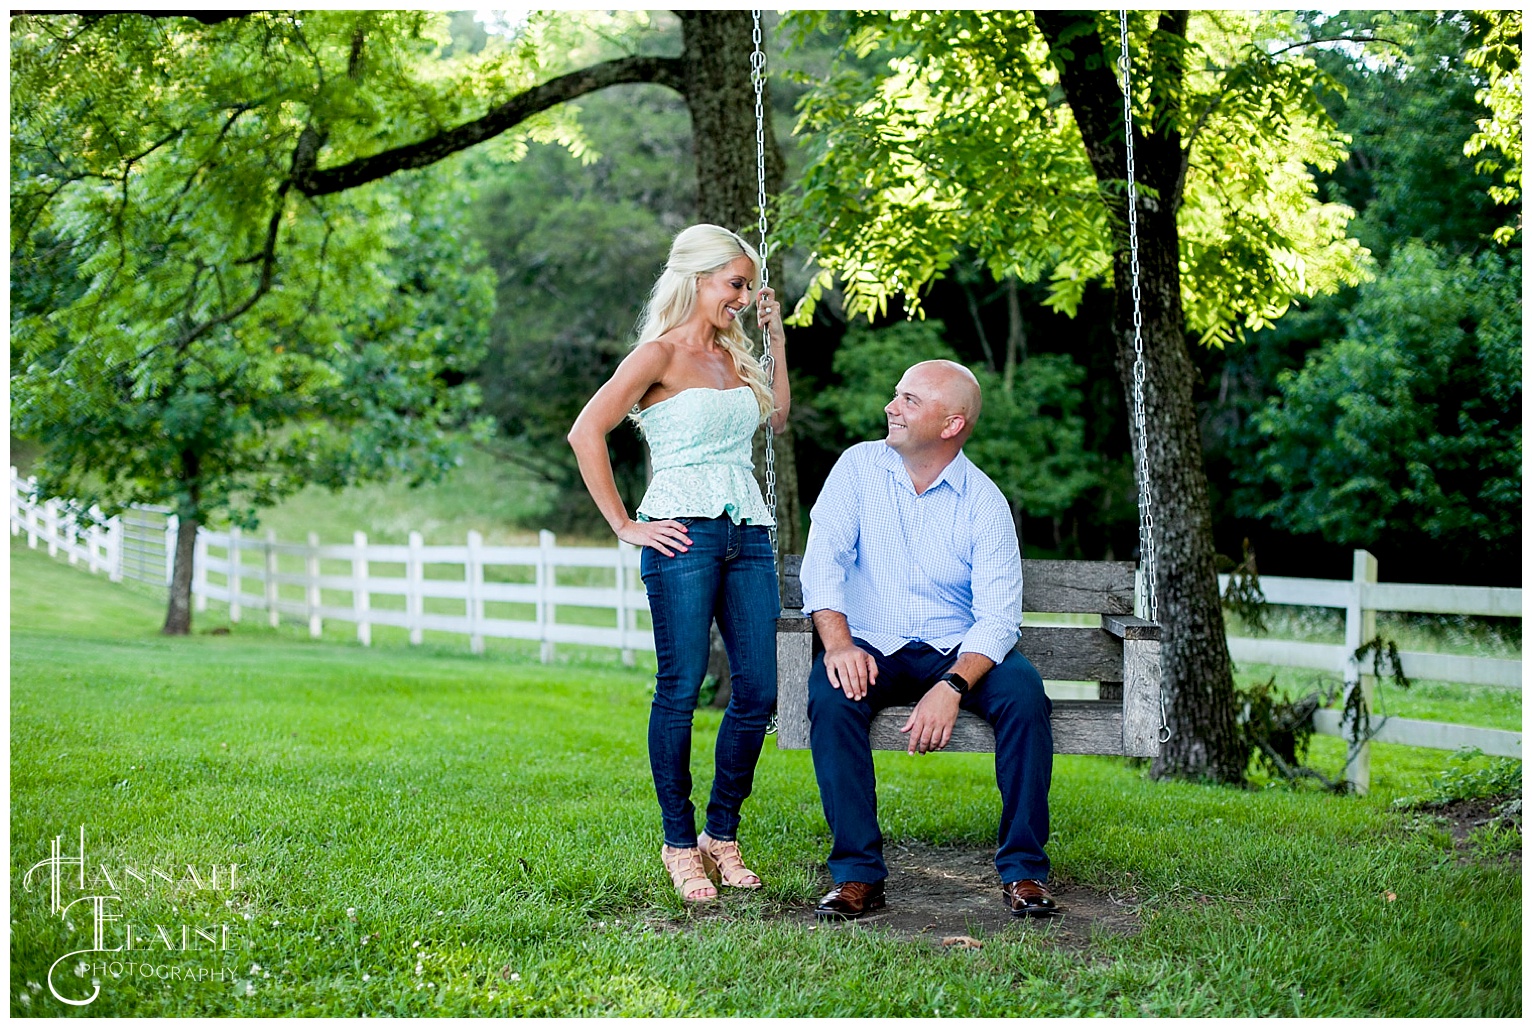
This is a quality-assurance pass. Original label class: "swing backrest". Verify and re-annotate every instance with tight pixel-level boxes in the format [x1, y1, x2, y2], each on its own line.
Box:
[774, 553, 1162, 756]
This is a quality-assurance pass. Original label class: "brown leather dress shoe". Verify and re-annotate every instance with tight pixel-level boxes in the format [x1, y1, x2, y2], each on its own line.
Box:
[815, 880, 887, 921]
[1002, 879, 1059, 917]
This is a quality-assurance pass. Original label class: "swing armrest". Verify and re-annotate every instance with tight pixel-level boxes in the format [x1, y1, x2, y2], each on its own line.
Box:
[1101, 613, 1160, 641]
[776, 610, 813, 632]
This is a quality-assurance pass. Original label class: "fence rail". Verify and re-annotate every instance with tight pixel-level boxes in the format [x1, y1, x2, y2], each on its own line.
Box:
[11, 469, 1522, 784]
[1220, 550, 1521, 786]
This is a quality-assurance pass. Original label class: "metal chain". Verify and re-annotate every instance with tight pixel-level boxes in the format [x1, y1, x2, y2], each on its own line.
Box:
[751, 9, 778, 555]
[1118, 10, 1169, 745]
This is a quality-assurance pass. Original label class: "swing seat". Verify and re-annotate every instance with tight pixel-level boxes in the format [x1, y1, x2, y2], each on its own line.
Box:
[774, 555, 1162, 756]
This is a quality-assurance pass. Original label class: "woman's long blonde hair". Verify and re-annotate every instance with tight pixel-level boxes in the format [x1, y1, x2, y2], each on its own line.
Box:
[633, 224, 774, 420]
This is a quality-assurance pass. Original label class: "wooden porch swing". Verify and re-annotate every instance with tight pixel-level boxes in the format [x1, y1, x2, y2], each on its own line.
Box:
[746, 11, 1167, 758]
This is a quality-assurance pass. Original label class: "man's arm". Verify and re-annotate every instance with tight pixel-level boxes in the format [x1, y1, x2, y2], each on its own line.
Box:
[801, 448, 878, 700]
[899, 650, 994, 754]
[958, 488, 1024, 662]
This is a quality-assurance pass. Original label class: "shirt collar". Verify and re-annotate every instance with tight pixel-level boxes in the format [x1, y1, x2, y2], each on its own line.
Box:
[877, 442, 970, 496]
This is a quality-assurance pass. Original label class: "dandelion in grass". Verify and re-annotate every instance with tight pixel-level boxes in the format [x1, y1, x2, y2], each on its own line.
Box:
[17, 993, 32, 1008]
[362, 974, 370, 982]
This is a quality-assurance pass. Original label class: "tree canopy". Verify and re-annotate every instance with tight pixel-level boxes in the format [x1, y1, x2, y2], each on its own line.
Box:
[9, 11, 557, 630]
[1244, 242, 1520, 562]
[780, 9, 1369, 345]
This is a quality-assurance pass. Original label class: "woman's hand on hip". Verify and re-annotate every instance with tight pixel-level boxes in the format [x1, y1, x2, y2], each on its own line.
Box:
[618, 518, 692, 557]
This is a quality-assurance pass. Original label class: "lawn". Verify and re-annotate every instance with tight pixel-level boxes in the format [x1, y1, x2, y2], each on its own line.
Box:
[9, 541, 1521, 1016]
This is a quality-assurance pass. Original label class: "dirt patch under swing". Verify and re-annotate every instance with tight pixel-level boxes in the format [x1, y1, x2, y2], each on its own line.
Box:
[646, 841, 1143, 949]
[793, 841, 1143, 948]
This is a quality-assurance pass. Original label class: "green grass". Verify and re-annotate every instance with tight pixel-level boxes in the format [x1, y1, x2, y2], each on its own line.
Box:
[10, 542, 1522, 1016]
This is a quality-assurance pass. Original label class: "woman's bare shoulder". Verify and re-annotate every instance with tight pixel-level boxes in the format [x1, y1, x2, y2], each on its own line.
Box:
[622, 338, 676, 375]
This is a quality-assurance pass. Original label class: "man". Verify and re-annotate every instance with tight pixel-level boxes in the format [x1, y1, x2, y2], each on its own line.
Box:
[800, 359, 1056, 920]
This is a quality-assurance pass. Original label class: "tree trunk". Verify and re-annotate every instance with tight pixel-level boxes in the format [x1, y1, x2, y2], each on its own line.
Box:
[678, 10, 802, 558]
[1037, 10, 1246, 782]
[162, 509, 200, 636]
[1110, 206, 1245, 781]
[1003, 277, 1025, 393]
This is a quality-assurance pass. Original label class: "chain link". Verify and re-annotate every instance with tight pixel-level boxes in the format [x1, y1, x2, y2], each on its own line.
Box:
[751, 10, 778, 554]
[1118, 10, 1169, 745]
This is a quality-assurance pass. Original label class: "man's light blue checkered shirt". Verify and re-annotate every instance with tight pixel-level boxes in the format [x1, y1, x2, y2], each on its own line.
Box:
[800, 441, 1023, 664]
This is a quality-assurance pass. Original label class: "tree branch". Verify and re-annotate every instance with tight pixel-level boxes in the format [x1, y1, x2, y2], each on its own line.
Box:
[1034, 12, 1134, 205]
[166, 123, 325, 352]
[1265, 33, 1405, 59]
[17, 11, 254, 26]
[295, 54, 685, 197]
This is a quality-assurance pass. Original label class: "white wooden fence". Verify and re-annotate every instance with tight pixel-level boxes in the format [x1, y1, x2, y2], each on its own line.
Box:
[195, 525, 650, 665]
[8, 468, 650, 664]
[10, 469, 1522, 783]
[1221, 549, 1521, 787]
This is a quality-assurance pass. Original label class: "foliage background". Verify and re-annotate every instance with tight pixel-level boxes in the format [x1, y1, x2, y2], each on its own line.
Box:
[9, 9, 1522, 584]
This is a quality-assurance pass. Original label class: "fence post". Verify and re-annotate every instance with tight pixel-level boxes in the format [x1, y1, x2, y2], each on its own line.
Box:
[1342, 548, 1379, 795]
[164, 514, 178, 586]
[538, 529, 556, 664]
[228, 526, 242, 621]
[264, 528, 279, 628]
[64, 506, 80, 565]
[307, 531, 322, 639]
[617, 540, 636, 667]
[408, 530, 424, 646]
[353, 530, 371, 646]
[194, 528, 208, 612]
[86, 510, 102, 574]
[45, 498, 61, 557]
[26, 475, 40, 549]
[107, 515, 124, 583]
[8, 467, 17, 538]
[466, 530, 485, 655]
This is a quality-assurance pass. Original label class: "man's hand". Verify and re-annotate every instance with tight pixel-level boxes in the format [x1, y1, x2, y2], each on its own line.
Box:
[900, 684, 962, 754]
[823, 643, 878, 701]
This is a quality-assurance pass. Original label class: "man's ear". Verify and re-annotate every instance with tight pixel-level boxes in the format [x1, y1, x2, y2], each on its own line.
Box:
[940, 414, 967, 441]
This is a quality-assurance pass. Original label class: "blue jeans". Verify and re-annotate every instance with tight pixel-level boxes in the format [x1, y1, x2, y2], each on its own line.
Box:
[807, 640, 1053, 885]
[640, 516, 779, 848]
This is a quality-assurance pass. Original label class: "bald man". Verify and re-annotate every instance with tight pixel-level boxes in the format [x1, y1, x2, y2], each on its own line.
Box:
[799, 360, 1056, 920]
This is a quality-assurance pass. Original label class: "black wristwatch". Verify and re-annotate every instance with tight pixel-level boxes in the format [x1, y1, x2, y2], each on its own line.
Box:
[939, 671, 970, 695]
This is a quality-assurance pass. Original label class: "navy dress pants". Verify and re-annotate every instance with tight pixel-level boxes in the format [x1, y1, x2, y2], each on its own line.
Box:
[807, 639, 1053, 885]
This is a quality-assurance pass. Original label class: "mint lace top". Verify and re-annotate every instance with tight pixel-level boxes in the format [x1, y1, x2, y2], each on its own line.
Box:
[633, 386, 774, 527]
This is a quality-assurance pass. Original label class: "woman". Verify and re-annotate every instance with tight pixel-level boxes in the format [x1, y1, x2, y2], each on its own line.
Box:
[568, 224, 790, 902]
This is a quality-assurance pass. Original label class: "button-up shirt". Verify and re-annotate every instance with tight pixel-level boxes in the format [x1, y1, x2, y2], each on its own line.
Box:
[800, 441, 1023, 663]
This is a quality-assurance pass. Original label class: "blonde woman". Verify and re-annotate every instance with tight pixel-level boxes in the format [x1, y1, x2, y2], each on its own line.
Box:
[568, 224, 790, 902]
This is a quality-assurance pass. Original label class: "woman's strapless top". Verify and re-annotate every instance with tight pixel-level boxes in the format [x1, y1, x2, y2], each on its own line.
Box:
[633, 386, 774, 527]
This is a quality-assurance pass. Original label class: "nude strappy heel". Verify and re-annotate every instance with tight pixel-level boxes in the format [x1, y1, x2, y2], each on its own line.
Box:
[697, 832, 762, 890]
[661, 845, 717, 902]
